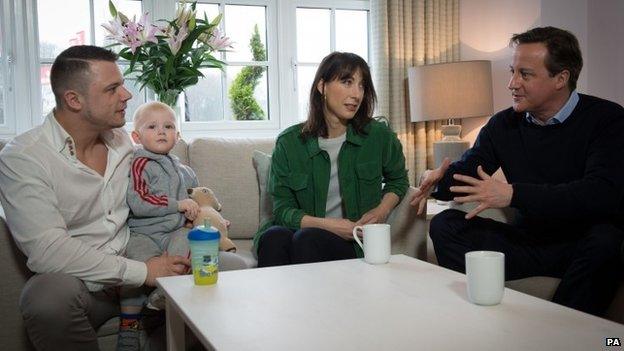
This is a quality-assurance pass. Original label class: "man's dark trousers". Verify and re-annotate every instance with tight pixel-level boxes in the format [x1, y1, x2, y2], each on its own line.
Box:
[430, 209, 624, 316]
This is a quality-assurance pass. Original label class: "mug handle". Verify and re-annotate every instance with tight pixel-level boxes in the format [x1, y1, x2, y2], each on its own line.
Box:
[353, 225, 363, 249]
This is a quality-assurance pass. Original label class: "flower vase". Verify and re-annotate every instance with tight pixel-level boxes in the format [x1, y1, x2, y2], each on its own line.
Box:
[157, 90, 185, 121]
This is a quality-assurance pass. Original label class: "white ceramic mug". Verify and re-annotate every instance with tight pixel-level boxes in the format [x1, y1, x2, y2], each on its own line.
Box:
[352, 224, 391, 264]
[465, 251, 505, 305]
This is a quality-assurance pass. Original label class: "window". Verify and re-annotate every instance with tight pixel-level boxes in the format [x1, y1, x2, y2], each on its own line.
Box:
[0, 0, 11, 133]
[294, 5, 369, 120]
[2, 0, 369, 138]
[0, 29, 5, 128]
[36, 0, 145, 121]
[185, 2, 274, 129]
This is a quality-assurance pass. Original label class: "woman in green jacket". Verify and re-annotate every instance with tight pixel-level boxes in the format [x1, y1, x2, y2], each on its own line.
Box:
[255, 52, 409, 267]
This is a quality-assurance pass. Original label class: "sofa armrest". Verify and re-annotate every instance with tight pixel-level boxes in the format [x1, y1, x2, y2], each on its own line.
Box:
[0, 212, 35, 350]
[386, 186, 428, 260]
[449, 201, 518, 224]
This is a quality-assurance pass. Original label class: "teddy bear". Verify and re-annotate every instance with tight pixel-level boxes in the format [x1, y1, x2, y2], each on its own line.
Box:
[187, 187, 237, 252]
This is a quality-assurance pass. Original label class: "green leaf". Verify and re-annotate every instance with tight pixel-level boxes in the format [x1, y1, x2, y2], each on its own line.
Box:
[108, 0, 117, 17]
[210, 13, 223, 27]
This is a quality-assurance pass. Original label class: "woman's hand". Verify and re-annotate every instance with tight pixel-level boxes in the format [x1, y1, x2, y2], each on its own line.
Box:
[356, 192, 399, 226]
[356, 205, 391, 226]
[324, 218, 358, 240]
[302, 215, 357, 241]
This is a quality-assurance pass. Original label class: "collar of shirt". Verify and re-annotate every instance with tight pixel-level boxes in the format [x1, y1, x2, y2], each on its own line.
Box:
[305, 122, 367, 158]
[525, 90, 579, 126]
[46, 110, 118, 161]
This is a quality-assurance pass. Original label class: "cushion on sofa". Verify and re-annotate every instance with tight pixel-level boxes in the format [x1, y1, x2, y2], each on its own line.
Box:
[252, 150, 272, 226]
[171, 139, 189, 166]
[188, 138, 274, 240]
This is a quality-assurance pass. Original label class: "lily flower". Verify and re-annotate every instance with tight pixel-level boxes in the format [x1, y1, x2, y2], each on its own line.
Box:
[175, 1, 196, 28]
[207, 28, 233, 51]
[104, 1, 234, 107]
[167, 24, 189, 55]
[102, 16, 125, 41]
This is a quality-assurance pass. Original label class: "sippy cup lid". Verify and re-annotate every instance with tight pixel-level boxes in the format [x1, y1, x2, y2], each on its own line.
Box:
[188, 224, 220, 241]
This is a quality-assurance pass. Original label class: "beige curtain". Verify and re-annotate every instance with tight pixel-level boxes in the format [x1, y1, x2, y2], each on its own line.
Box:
[371, 0, 459, 184]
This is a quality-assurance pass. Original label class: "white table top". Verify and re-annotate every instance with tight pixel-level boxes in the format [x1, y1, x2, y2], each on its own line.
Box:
[157, 255, 624, 351]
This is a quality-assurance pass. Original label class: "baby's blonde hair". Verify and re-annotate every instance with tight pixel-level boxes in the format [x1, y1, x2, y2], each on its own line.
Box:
[132, 101, 177, 131]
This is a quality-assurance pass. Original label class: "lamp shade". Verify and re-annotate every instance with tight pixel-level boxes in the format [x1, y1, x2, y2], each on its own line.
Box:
[408, 60, 493, 122]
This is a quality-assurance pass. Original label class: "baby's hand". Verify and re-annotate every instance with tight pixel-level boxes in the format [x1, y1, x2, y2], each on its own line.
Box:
[178, 199, 199, 221]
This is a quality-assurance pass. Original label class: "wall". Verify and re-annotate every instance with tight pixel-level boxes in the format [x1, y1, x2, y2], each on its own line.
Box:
[586, 0, 624, 106]
[459, 0, 624, 145]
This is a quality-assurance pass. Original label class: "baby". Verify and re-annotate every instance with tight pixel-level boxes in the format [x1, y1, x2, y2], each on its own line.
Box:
[117, 102, 201, 351]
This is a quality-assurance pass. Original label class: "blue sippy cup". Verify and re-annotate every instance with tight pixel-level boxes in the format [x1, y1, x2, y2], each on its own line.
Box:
[187, 221, 220, 285]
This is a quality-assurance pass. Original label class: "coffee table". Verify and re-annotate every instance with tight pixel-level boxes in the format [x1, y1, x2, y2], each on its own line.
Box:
[157, 255, 624, 350]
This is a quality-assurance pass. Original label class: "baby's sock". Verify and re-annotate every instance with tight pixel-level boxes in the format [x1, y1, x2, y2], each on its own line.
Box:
[116, 313, 143, 351]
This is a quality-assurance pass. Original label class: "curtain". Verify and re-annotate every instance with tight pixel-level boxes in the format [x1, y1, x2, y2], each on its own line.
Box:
[371, 0, 459, 184]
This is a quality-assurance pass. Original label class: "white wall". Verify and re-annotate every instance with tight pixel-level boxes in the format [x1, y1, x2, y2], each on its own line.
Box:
[459, 0, 624, 145]
[586, 0, 624, 106]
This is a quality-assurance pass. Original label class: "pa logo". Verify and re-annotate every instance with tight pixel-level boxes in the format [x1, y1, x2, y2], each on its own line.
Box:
[606, 337, 621, 346]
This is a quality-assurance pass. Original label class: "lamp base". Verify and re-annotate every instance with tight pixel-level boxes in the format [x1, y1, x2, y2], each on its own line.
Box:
[433, 140, 470, 168]
[440, 124, 462, 141]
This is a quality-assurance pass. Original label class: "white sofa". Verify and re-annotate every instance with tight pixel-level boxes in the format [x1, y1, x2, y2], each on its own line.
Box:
[0, 137, 427, 350]
[2, 136, 621, 350]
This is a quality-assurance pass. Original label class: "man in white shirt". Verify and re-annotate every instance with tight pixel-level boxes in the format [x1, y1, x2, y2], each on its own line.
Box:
[0, 46, 191, 350]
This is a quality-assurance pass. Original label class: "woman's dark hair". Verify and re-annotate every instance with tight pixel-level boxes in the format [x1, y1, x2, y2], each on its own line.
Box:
[510, 26, 583, 91]
[301, 52, 377, 139]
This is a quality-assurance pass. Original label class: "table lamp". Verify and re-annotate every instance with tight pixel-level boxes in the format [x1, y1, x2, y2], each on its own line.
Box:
[408, 60, 493, 167]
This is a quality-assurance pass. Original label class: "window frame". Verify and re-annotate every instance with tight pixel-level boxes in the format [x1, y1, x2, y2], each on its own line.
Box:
[279, 0, 371, 127]
[0, 0, 16, 135]
[1, 0, 369, 139]
[180, 0, 280, 135]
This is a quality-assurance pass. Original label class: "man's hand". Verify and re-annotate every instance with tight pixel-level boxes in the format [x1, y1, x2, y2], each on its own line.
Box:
[178, 199, 200, 221]
[450, 165, 513, 219]
[410, 158, 451, 214]
[144, 252, 191, 287]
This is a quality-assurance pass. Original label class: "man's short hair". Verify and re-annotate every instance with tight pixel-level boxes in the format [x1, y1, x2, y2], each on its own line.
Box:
[50, 45, 118, 107]
[510, 26, 583, 91]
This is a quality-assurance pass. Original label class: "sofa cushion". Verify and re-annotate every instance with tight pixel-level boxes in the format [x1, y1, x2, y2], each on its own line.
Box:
[188, 138, 274, 240]
[252, 150, 272, 226]
[170, 139, 189, 166]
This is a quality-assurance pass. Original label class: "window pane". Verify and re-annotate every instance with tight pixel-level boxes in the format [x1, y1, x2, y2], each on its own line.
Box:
[226, 65, 268, 121]
[0, 69, 4, 125]
[186, 68, 224, 122]
[297, 65, 317, 121]
[296, 8, 330, 63]
[40, 64, 54, 117]
[121, 75, 147, 123]
[195, 3, 220, 23]
[0, 19, 4, 125]
[37, 0, 91, 58]
[336, 10, 368, 60]
[95, 0, 143, 48]
[224, 5, 266, 62]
